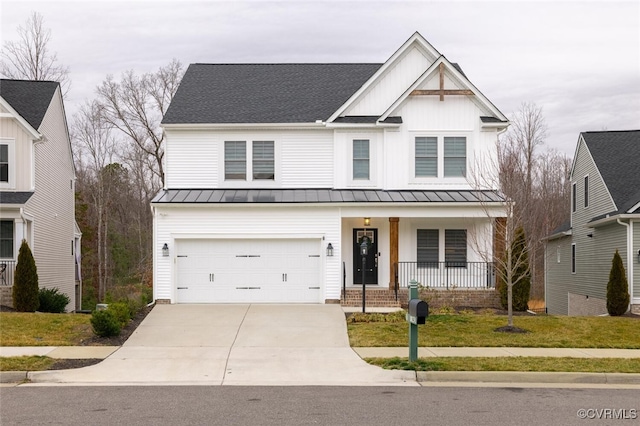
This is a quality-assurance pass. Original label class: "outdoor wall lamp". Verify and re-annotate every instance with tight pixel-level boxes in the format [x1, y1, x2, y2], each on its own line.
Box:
[364, 217, 371, 227]
[326, 243, 334, 257]
[162, 243, 169, 257]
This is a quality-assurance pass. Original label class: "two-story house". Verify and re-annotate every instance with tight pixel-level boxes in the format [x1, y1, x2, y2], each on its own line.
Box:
[152, 32, 509, 305]
[0, 79, 80, 311]
[545, 130, 640, 315]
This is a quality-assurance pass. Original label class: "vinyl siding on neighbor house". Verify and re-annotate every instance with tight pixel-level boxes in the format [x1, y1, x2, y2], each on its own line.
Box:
[546, 236, 572, 315]
[24, 87, 76, 310]
[633, 221, 639, 300]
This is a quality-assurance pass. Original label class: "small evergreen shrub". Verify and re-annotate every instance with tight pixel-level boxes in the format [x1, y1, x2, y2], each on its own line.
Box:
[606, 250, 630, 316]
[90, 310, 121, 337]
[38, 288, 70, 313]
[107, 302, 131, 328]
[12, 240, 39, 312]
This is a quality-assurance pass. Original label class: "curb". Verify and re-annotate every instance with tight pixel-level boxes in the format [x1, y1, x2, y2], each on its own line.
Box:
[0, 371, 28, 384]
[417, 371, 640, 385]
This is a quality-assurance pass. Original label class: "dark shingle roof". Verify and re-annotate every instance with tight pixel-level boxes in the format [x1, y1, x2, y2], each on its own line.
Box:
[582, 130, 640, 214]
[0, 79, 58, 130]
[152, 188, 505, 204]
[332, 116, 402, 124]
[0, 191, 34, 205]
[162, 63, 382, 124]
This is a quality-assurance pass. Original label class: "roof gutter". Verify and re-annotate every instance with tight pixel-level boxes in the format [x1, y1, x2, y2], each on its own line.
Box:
[588, 213, 640, 227]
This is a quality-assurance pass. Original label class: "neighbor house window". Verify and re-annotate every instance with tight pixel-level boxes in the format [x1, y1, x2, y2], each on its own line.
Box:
[252, 141, 274, 180]
[415, 137, 437, 177]
[224, 141, 246, 180]
[584, 175, 589, 208]
[417, 229, 439, 266]
[444, 137, 466, 177]
[353, 139, 370, 180]
[571, 243, 576, 274]
[445, 229, 467, 267]
[0, 144, 8, 183]
[0, 220, 13, 258]
[572, 182, 577, 213]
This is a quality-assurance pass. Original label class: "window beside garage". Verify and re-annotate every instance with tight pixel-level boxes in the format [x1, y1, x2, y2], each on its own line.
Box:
[224, 140, 275, 181]
[225, 141, 247, 180]
[253, 141, 275, 180]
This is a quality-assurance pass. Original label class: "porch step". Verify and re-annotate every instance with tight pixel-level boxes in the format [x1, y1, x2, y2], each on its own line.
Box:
[340, 289, 402, 308]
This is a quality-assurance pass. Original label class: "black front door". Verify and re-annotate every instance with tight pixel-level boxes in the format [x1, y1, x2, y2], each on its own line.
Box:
[353, 228, 378, 284]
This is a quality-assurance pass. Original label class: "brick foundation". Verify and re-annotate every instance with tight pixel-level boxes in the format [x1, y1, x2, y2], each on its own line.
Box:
[0, 286, 13, 308]
[340, 287, 500, 309]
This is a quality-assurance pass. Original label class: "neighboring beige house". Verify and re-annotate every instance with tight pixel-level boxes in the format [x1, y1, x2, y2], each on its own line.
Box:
[545, 130, 640, 315]
[152, 32, 509, 306]
[0, 79, 80, 311]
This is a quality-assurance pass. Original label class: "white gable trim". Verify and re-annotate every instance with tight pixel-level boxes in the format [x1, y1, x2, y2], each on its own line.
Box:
[327, 32, 440, 123]
[0, 96, 42, 139]
[378, 56, 508, 123]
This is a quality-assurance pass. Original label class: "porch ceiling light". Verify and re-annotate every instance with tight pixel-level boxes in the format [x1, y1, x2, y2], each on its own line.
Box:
[364, 217, 371, 226]
[326, 243, 334, 257]
[162, 243, 169, 257]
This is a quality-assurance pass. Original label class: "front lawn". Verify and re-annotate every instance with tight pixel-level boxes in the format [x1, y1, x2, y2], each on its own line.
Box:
[0, 312, 93, 346]
[366, 356, 640, 373]
[347, 313, 640, 348]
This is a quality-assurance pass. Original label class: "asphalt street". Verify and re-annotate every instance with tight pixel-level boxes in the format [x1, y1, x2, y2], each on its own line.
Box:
[1, 386, 638, 426]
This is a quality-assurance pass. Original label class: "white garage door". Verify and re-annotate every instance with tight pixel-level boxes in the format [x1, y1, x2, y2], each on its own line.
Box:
[175, 239, 322, 303]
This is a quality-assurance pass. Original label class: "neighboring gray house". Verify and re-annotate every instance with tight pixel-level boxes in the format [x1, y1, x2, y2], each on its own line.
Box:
[0, 79, 81, 311]
[545, 130, 640, 315]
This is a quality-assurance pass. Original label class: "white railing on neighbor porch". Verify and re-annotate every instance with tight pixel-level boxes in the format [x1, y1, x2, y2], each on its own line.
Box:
[0, 260, 16, 287]
[395, 261, 496, 290]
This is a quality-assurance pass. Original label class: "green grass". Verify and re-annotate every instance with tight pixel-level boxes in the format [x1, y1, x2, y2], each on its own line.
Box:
[0, 312, 93, 346]
[347, 312, 640, 348]
[366, 356, 640, 373]
[0, 356, 55, 371]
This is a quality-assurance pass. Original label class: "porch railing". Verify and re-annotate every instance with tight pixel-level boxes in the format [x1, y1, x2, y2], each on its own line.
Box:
[395, 261, 496, 289]
[0, 260, 16, 287]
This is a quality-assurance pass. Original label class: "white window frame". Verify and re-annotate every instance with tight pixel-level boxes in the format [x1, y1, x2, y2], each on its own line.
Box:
[352, 139, 370, 181]
[345, 132, 378, 187]
[220, 139, 278, 186]
[0, 139, 15, 189]
[224, 141, 247, 180]
[410, 133, 470, 182]
[583, 175, 589, 208]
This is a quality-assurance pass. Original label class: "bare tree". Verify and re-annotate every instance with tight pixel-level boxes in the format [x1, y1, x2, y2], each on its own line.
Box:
[1, 11, 70, 95]
[96, 59, 183, 187]
[72, 101, 118, 302]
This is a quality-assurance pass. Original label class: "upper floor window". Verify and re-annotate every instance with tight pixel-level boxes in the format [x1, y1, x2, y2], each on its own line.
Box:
[445, 229, 467, 267]
[0, 144, 8, 183]
[584, 175, 589, 208]
[415, 137, 437, 177]
[353, 139, 370, 180]
[0, 220, 14, 258]
[252, 141, 274, 180]
[571, 182, 577, 213]
[443, 137, 466, 177]
[417, 229, 439, 266]
[224, 141, 246, 180]
[571, 243, 576, 274]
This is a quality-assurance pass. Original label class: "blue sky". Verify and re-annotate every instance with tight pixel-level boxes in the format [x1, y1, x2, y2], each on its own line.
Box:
[1, 0, 639, 155]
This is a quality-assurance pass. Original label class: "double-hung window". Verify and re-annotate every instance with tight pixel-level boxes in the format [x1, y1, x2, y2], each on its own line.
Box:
[0, 220, 13, 259]
[417, 229, 439, 267]
[224, 141, 246, 180]
[353, 139, 370, 180]
[584, 176, 589, 208]
[444, 137, 466, 177]
[445, 229, 467, 267]
[415, 137, 437, 177]
[253, 141, 274, 180]
[0, 144, 8, 184]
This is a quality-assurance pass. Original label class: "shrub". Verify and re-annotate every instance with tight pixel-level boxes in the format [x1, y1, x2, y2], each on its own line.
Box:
[606, 250, 630, 316]
[107, 302, 131, 328]
[497, 227, 531, 311]
[38, 288, 70, 313]
[90, 310, 121, 337]
[12, 240, 39, 312]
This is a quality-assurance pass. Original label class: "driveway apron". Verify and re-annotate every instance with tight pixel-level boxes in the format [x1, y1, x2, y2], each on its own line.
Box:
[28, 304, 416, 386]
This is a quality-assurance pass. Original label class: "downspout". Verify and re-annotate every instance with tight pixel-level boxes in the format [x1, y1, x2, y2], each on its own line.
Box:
[616, 218, 633, 308]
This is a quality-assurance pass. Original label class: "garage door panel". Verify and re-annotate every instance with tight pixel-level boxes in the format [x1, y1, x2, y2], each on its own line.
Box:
[176, 239, 321, 303]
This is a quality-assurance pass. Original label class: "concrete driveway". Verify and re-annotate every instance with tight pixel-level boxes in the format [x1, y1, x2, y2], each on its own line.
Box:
[29, 304, 416, 386]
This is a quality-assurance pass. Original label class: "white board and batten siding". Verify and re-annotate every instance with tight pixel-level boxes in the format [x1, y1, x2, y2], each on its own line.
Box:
[154, 205, 341, 303]
[164, 129, 334, 189]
